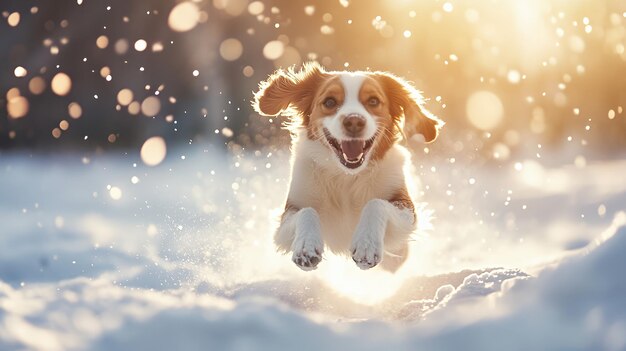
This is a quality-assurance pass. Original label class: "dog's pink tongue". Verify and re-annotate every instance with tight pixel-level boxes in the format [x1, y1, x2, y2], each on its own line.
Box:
[341, 140, 365, 160]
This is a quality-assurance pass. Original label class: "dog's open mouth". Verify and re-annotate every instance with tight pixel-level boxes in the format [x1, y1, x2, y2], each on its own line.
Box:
[324, 128, 375, 169]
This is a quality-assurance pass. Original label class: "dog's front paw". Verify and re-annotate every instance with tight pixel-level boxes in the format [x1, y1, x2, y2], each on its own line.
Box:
[350, 233, 383, 270]
[291, 238, 323, 271]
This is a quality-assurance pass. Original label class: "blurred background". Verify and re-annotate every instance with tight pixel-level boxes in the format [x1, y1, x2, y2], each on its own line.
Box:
[2, 0, 625, 164]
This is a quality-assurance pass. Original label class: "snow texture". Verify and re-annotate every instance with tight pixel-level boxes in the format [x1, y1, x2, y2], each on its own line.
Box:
[1, 150, 625, 351]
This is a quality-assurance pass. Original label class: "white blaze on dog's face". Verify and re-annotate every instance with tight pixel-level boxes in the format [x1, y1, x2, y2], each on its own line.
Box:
[314, 73, 386, 170]
[253, 62, 443, 172]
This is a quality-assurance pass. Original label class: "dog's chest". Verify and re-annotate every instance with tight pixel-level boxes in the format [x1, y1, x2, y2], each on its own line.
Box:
[289, 158, 405, 251]
[312, 174, 378, 250]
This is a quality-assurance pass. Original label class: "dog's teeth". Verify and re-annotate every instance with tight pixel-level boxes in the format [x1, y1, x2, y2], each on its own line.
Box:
[343, 152, 364, 164]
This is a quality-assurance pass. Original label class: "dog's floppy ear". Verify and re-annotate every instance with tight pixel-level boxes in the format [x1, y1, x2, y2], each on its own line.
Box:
[375, 72, 444, 143]
[253, 62, 328, 121]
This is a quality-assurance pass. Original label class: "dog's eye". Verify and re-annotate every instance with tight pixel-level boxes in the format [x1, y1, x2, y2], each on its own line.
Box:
[323, 97, 337, 109]
[368, 97, 380, 107]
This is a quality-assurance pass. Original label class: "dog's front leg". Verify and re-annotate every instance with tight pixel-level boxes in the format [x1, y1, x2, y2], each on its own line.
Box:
[275, 207, 324, 271]
[350, 199, 414, 270]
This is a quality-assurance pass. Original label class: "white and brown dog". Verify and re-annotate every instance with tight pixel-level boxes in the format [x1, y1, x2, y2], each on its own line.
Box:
[253, 62, 443, 272]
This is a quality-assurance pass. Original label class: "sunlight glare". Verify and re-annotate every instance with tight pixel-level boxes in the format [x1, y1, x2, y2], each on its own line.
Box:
[466, 91, 503, 131]
[316, 255, 407, 305]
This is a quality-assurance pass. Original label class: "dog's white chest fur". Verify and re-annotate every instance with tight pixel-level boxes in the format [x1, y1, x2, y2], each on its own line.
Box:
[286, 133, 410, 253]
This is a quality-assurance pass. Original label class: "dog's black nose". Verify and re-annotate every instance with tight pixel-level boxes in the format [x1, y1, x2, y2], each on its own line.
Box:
[342, 115, 366, 136]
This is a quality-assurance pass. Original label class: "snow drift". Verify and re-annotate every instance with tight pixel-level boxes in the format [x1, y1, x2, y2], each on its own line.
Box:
[0, 151, 625, 351]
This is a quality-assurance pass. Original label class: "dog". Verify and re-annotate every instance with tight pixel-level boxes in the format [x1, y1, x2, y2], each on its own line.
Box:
[253, 62, 443, 272]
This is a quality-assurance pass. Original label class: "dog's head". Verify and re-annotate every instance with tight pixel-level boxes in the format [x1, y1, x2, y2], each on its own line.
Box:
[253, 62, 443, 173]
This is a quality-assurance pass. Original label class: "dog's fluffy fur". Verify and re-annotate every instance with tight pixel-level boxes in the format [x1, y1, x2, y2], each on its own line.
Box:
[253, 62, 443, 272]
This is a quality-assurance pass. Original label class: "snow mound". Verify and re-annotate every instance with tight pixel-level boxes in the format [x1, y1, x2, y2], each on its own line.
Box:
[0, 213, 623, 350]
[417, 212, 626, 351]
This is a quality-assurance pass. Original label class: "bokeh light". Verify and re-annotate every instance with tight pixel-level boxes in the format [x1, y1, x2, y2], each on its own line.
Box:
[141, 96, 161, 117]
[134, 39, 147, 52]
[248, 1, 264, 15]
[7, 96, 29, 119]
[68, 103, 83, 119]
[99, 66, 111, 78]
[51, 72, 72, 96]
[263, 40, 284, 60]
[114, 39, 129, 54]
[13, 66, 27, 77]
[214, 0, 247, 16]
[242, 65, 254, 77]
[140, 136, 167, 166]
[96, 35, 109, 49]
[168, 2, 200, 32]
[128, 101, 141, 115]
[6, 87, 20, 100]
[28, 76, 46, 95]
[219, 38, 244, 61]
[117, 89, 134, 106]
[7, 12, 20, 27]
[466, 91, 504, 131]
[109, 186, 123, 200]
[59, 120, 70, 131]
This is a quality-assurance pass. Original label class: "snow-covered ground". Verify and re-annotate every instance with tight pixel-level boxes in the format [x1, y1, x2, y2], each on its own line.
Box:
[1, 147, 625, 351]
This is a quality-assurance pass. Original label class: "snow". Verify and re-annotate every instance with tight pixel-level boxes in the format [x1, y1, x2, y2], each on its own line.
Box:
[1, 149, 625, 351]
[3, 0, 624, 347]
